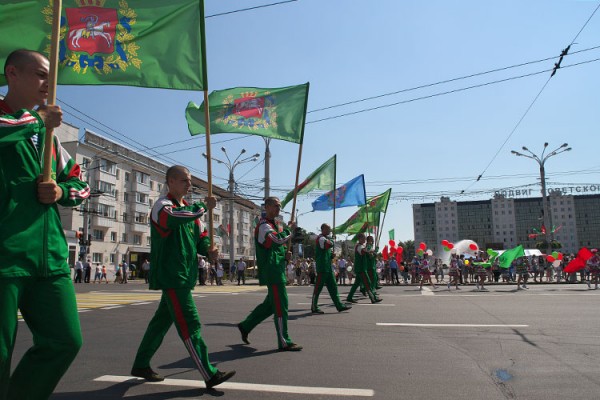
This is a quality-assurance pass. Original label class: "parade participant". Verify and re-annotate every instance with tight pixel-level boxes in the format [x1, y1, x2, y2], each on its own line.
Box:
[586, 249, 600, 289]
[131, 165, 235, 389]
[311, 224, 351, 314]
[419, 254, 437, 291]
[0, 49, 90, 399]
[346, 233, 381, 304]
[237, 197, 302, 351]
[337, 257, 348, 285]
[366, 236, 382, 290]
[516, 257, 529, 290]
[447, 254, 461, 290]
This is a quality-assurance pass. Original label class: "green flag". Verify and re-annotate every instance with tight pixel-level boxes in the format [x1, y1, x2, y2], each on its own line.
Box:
[389, 229, 395, 241]
[334, 189, 391, 235]
[498, 245, 525, 269]
[0, 0, 207, 90]
[280, 155, 335, 209]
[186, 83, 310, 144]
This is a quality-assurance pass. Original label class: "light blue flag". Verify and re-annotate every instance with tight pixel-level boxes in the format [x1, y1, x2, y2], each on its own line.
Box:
[312, 175, 366, 211]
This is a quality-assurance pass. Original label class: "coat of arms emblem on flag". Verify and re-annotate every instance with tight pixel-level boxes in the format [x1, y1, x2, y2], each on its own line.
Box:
[217, 92, 277, 131]
[43, 0, 141, 75]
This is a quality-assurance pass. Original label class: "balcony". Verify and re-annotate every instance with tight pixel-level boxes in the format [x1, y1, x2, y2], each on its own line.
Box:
[130, 180, 150, 193]
[92, 215, 116, 229]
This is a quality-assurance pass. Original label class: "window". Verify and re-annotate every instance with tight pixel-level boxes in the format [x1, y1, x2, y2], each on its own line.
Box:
[134, 170, 149, 184]
[157, 183, 162, 192]
[135, 212, 147, 224]
[110, 254, 115, 264]
[92, 253, 102, 263]
[116, 169, 120, 179]
[150, 181, 154, 190]
[146, 236, 151, 246]
[133, 234, 142, 245]
[99, 159, 117, 174]
[121, 233, 128, 243]
[97, 204, 116, 218]
[81, 157, 91, 169]
[92, 229, 104, 241]
[124, 192, 129, 202]
[122, 212, 128, 222]
[149, 199, 153, 208]
[136, 192, 148, 204]
[96, 180, 115, 196]
[125, 172, 130, 182]
[110, 231, 117, 242]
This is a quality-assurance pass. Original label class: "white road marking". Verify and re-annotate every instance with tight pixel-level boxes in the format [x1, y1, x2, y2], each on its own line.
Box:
[377, 323, 528, 328]
[131, 302, 152, 305]
[94, 375, 374, 397]
[297, 302, 396, 307]
[420, 286, 435, 296]
[101, 305, 124, 310]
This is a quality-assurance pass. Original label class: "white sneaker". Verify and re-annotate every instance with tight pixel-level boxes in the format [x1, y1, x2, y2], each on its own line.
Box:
[476, 283, 480, 290]
[523, 284, 528, 289]
[447, 282, 451, 289]
[587, 281, 591, 288]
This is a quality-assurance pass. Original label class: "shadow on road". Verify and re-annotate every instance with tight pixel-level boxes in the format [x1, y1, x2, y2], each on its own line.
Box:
[52, 380, 226, 399]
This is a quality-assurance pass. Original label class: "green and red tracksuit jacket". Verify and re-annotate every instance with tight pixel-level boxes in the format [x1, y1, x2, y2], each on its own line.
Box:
[315, 234, 334, 274]
[254, 217, 291, 285]
[0, 100, 90, 278]
[149, 193, 210, 290]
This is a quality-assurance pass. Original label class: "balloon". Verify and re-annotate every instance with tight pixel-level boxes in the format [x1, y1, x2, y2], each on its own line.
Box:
[447, 243, 454, 250]
[419, 242, 427, 250]
[389, 240, 396, 247]
[417, 249, 424, 256]
[487, 248, 496, 256]
[425, 249, 433, 256]
[400, 265, 405, 271]
[441, 240, 449, 246]
[397, 246, 404, 254]
[558, 253, 563, 261]
[552, 260, 561, 268]
[552, 251, 559, 259]
[547, 255, 555, 263]
[469, 243, 478, 251]
[443, 247, 450, 252]
[389, 247, 397, 255]
[464, 260, 470, 265]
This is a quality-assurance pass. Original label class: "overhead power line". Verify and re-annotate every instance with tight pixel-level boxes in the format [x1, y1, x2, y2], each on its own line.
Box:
[206, 0, 298, 18]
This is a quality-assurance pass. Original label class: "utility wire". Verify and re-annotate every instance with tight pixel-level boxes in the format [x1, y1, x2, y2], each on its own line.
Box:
[460, 3, 600, 194]
[206, 0, 298, 18]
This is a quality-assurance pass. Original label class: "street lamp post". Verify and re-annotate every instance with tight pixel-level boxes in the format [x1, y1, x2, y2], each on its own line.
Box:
[203, 148, 259, 274]
[511, 143, 572, 256]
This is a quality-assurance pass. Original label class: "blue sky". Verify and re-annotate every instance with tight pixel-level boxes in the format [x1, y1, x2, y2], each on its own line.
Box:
[3, 0, 599, 245]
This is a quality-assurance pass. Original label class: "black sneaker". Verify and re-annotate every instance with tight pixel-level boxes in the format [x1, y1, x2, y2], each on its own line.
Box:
[279, 343, 303, 352]
[371, 298, 383, 304]
[131, 367, 164, 382]
[311, 309, 325, 314]
[337, 305, 352, 312]
[346, 298, 358, 303]
[237, 323, 249, 344]
[206, 370, 236, 389]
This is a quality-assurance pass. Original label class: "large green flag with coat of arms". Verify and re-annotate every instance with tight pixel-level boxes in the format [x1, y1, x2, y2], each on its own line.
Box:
[280, 155, 335, 209]
[186, 83, 310, 144]
[334, 189, 391, 234]
[0, 0, 207, 90]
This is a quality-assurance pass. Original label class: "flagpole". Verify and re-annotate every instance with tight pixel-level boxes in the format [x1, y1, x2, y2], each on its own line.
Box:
[42, 0, 62, 182]
[199, 1, 214, 249]
[290, 83, 310, 224]
[332, 155, 337, 241]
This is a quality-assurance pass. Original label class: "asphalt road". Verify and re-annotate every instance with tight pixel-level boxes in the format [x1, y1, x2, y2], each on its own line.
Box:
[11, 279, 600, 399]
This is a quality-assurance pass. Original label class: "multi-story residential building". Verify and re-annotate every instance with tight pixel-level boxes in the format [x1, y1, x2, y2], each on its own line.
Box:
[414, 193, 600, 254]
[58, 127, 260, 275]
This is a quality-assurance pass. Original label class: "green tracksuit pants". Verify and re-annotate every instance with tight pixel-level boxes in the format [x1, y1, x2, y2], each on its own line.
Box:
[311, 272, 345, 311]
[347, 271, 377, 302]
[133, 288, 218, 381]
[239, 283, 293, 349]
[0, 275, 82, 400]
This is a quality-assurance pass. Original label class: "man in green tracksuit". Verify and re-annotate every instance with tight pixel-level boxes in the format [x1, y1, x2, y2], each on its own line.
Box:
[311, 224, 351, 314]
[346, 233, 381, 304]
[0, 49, 90, 400]
[131, 165, 235, 389]
[237, 197, 302, 351]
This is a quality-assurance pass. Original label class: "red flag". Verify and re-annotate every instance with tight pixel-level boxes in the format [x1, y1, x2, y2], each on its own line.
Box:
[564, 247, 593, 273]
[382, 245, 389, 261]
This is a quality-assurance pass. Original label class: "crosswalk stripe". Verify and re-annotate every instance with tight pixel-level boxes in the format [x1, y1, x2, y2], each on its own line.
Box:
[94, 375, 375, 397]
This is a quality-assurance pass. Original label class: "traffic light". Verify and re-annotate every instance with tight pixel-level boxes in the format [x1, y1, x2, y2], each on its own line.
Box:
[292, 227, 304, 244]
[77, 231, 85, 246]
